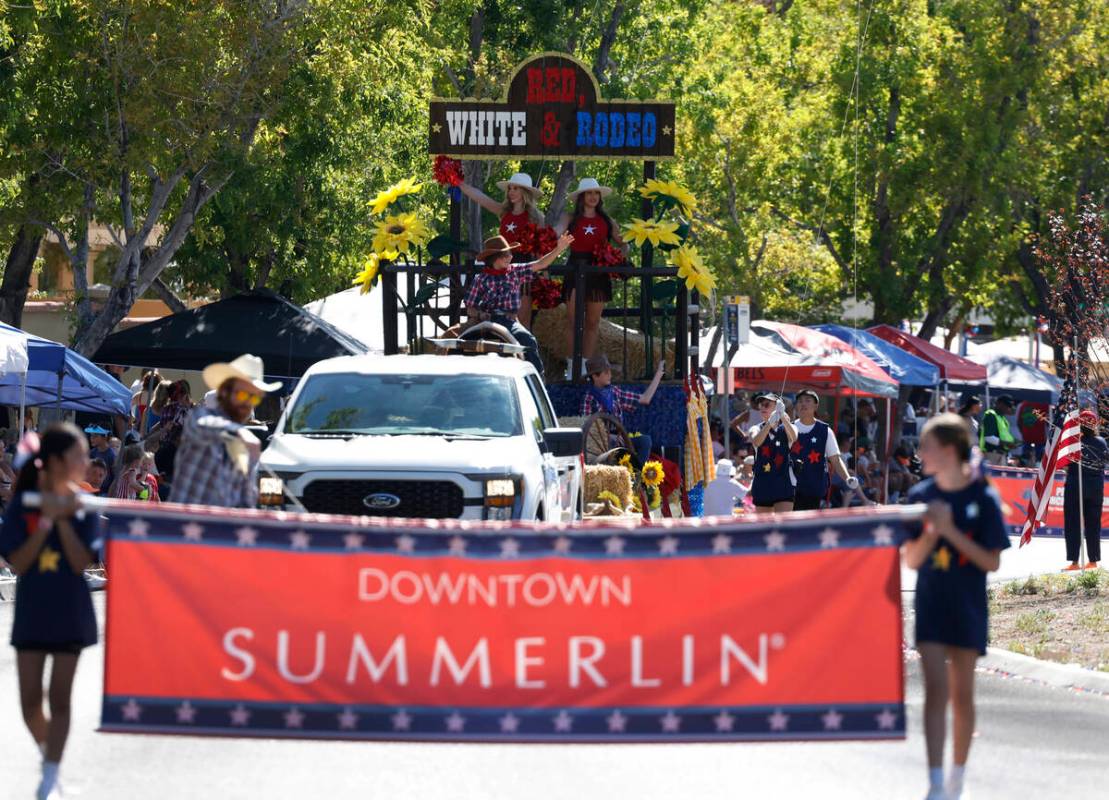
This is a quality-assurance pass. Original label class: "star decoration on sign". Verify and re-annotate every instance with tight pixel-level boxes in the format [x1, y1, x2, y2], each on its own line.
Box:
[235, 527, 258, 546]
[445, 712, 466, 733]
[38, 546, 60, 573]
[662, 125, 672, 136]
[821, 709, 843, 731]
[391, 710, 412, 731]
[284, 707, 305, 729]
[182, 522, 204, 542]
[871, 524, 894, 546]
[432, 122, 442, 133]
[606, 710, 628, 732]
[658, 535, 679, 555]
[176, 701, 196, 724]
[289, 530, 311, 550]
[344, 532, 365, 550]
[553, 710, 574, 732]
[499, 713, 520, 733]
[553, 536, 573, 554]
[121, 699, 142, 721]
[448, 535, 467, 556]
[338, 708, 359, 730]
[396, 534, 416, 554]
[583, 225, 596, 235]
[875, 708, 898, 730]
[230, 704, 251, 726]
[660, 711, 682, 732]
[500, 537, 521, 558]
[714, 710, 736, 732]
[605, 535, 626, 555]
[818, 528, 840, 548]
[768, 709, 789, 731]
[764, 531, 787, 551]
[128, 518, 150, 538]
[712, 534, 733, 554]
[931, 545, 952, 572]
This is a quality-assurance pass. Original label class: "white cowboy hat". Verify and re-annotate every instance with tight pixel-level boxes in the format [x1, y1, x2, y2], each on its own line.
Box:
[567, 177, 613, 201]
[202, 353, 283, 393]
[495, 172, 541, 197]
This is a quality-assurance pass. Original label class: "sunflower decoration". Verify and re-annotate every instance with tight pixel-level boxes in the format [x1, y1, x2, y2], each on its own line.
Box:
[639, 178, 697, 219]
[623, 218, 682, 249]
[372, 212, 432, 255]
[369, 177, 424, 216]
[641, 460, 665, 487]
[596, 490, 625, 511]
[647, 484, 662, 511]
[618, 453, 633, 470]
[670, 244, 716, 297]
[351, 250, 399, 295]
[629, 494, 642, 514]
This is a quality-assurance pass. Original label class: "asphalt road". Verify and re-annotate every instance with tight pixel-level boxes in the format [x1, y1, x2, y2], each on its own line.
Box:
[1, 592, 1106, 800]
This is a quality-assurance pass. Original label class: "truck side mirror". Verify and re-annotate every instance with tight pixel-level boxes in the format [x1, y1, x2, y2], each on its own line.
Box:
[542, 427, 583, 458]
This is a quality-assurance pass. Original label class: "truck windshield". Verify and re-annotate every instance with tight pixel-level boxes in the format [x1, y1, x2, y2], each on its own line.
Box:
[283, 373, 523, 437]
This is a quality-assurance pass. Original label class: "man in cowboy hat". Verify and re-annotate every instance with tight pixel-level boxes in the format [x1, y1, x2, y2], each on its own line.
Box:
[464, 230, 573, 375]
[171, 354, 281, 508]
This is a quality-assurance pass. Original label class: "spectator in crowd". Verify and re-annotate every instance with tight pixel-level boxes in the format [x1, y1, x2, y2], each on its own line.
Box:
[82, 459, 109, 497]
[889, 444, 922, 502]
[702, 458, 748, 517]
[856, 399, 879, 444]
[710, 419, 726, 460]
[172, 354, 281, 508]
[1062, 409, 1105, 571]
[138, 452, 159, 502]
[979, 394, 1016, 466]
[84, 426, 116, 494]
[957, 394, 982, 433]
[109, 445, 146, 500]
[1016, 399, 1049, 463]
[144, 380, 194, 497]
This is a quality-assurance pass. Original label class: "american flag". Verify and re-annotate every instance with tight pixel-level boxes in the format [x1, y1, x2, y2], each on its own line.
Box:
[1019, 363, 1081, 546]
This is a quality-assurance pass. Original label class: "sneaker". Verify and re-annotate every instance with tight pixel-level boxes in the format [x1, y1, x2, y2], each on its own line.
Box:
[1084, 562, 1101, 570]
[1062, 563, 1082, 571]
[924, 788, 949, 800]
[946, 786, 968, 800]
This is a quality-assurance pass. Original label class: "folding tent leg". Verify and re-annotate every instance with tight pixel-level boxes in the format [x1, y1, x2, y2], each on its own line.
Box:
[18, 371, 27, 435]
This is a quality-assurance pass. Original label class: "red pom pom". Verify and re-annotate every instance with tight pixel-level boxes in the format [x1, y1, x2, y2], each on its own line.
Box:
[509, 221, 538, 255]
[593, 241, 626, 267]
[532, 225, 559, 255]
[530, 276, 562, 311]
[433, 155, 463, 187]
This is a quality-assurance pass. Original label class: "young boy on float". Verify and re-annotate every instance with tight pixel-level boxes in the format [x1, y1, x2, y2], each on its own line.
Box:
[902, 414, 1009, 800]
[555, 178, 625, 373]
[579, 353, 665, 465]
[464, 231, 574, 375]
[457, 172, 545, 327]
[746, 392, 798, 513]
[790, 389, 859, 510]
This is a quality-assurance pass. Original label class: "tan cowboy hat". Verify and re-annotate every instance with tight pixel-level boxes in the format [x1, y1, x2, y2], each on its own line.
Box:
[567, 177, 613, 201]
[495, 172, 541, 197]
[476, 235, 522, 263]
[202, 353, 283, 393]
[585, 354, 620, 375]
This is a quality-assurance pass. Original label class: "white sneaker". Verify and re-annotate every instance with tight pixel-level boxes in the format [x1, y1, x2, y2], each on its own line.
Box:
[924, 788, 949, 800]
[946, 784, 967, 800]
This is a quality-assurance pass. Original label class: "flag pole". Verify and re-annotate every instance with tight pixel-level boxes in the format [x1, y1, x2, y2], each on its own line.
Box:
[1074, 334, 1086, 571]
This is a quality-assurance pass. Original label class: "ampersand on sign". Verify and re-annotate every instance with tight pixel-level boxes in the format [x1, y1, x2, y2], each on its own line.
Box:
[541, 112, 561, 146]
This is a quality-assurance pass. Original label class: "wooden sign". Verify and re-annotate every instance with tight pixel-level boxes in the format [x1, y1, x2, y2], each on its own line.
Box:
[429, 52, 675, 161]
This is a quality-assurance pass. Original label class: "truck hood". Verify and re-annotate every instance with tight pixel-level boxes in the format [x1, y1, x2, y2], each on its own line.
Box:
[261, 433, 530, 475]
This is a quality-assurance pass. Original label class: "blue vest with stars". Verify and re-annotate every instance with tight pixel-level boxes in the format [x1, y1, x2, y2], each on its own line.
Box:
[753, 425, 794, 499]
[792, 420, 831, 498]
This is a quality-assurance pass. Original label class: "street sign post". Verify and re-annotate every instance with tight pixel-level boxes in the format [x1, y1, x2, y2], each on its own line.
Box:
[721, 296, 750, 456]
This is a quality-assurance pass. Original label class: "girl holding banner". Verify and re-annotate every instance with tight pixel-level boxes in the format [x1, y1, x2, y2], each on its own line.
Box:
[903, 414, 1009, 800]
[0, 423, 100, 800]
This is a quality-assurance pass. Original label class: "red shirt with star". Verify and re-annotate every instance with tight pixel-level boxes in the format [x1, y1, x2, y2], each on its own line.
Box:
[569, 214, 610, 255]
[499, 211, 533, 253]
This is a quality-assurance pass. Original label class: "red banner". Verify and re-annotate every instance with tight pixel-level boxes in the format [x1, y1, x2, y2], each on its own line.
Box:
[101, 504, 913, 742]
[986, 465, 1109, 537]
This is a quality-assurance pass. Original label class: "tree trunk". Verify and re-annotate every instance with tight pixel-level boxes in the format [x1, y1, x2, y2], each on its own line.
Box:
[0, 225, 44, 328]
[544, 161, 577, 226]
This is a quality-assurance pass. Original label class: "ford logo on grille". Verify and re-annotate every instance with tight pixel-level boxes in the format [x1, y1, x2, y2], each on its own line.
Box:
[363, 492, 401, 510]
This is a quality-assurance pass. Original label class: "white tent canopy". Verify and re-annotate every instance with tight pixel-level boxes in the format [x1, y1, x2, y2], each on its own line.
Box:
[304, 280, 453, 354]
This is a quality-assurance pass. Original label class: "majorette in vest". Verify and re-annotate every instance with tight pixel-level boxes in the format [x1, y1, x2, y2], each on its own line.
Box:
[792, 420, 831, 499]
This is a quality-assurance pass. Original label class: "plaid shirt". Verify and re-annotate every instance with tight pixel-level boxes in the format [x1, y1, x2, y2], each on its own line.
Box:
[171, 407, 259, 508]
[580, 386, 641, 426]
[465, 262, 534, 314]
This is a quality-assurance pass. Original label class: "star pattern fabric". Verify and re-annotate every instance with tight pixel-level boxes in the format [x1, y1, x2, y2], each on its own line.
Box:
[932, 545, 952, 571]
[38, 546, 60, 573]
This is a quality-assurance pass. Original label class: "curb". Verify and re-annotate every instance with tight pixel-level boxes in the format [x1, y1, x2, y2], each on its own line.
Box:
[980, 646, 1109, 696]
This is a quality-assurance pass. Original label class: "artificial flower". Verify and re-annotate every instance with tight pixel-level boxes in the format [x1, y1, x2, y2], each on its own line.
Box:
[596, 490, 624, 510]
[369, 177, 424, 215]
[639, 179, 698, 218]
[623, 217, 681, 248]
[629, 494, 642, 513]
[351, 250, 398, 294]
[671, 244, 716, 296]
[641, 460, 665, 487]
[372, 212, 432, 254]
[647, 484, 662, 510]
[432, 156, 463, 188]
[619, 453, 633, 470]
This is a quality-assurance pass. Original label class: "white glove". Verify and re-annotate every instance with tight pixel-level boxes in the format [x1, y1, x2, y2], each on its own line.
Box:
[775, 399, 786, 415]
[983, 435, 1000, 447]
[767, 410, 781, 426]
[846, 476, 860, 491]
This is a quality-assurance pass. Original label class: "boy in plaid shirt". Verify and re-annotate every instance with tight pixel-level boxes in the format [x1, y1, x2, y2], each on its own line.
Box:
[580, 353, 665, 465]
[466, 231, 572, 375]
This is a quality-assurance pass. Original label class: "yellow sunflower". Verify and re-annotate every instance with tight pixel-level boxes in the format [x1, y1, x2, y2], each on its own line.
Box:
[368, 177, 424, 215]
[641, 460, 665, 487]
[351, 251, 398, 294]
[639, 179, 697, 218]
[670, 244, 716, 296]
[372, 212, 432, 254]
[619, 453, 633, 470]
[623, 217, 681, 248]
[596, 490, 624, 510]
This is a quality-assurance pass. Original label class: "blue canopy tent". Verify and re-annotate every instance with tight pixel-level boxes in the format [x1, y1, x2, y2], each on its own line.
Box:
[812, 324, 941, 386]
[949, 353, 1063, 405]
[0, 323, 132, 418]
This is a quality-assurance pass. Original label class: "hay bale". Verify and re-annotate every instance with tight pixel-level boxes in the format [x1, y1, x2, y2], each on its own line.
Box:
[583, 464, 632, 510]
[531, 303, 673, 378]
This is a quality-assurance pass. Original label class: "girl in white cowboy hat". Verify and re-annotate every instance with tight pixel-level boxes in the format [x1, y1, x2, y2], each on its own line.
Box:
[457, 171, 545, 327]
[555, 177, 624, 370]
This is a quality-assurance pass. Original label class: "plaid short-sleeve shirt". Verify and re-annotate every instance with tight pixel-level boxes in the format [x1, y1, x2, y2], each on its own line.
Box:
[465, 262, 534, 314]
[580, 386, 641, 426]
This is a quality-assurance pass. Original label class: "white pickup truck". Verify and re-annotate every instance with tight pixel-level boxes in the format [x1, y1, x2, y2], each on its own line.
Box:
[258, 353, 583, 522]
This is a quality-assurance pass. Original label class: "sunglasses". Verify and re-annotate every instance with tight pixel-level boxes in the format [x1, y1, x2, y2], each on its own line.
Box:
[232, 389, 263, 407]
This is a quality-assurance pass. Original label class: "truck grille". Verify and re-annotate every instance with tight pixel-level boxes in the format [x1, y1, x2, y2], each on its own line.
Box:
[300, 479, 466, 519]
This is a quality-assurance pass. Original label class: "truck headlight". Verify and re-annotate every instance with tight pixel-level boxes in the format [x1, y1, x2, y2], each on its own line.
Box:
[484, 477, 519, 517]
[258, 476, 285, 507]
